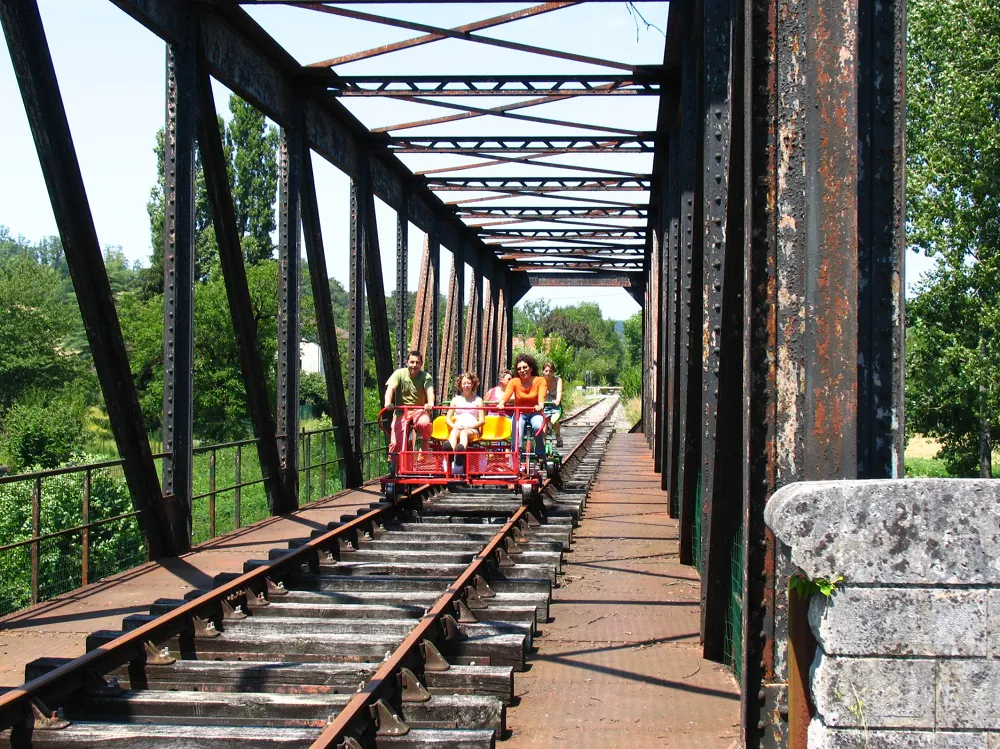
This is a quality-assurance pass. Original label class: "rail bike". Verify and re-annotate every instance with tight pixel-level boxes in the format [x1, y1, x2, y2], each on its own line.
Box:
[378, 405, 549, 503]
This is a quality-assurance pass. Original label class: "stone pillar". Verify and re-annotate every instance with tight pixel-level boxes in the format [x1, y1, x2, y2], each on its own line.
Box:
[766, 480, 1000, 747]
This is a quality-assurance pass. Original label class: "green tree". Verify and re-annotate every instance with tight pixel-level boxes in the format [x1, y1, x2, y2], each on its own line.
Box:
[144, 94, 280, 295]
[224, 97, 280, 265]
[906, 0, 1000, 476]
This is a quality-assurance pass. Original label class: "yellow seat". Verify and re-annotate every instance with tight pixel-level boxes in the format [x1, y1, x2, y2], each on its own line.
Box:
[480, 414, 512, 442]
[431, 416, 450, 442]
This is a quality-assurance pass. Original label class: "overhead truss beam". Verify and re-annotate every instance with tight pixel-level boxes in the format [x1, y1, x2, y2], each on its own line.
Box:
[331, 75, 663, 97]
[427, 176, 651, 191]
[387, 136, 655, 153]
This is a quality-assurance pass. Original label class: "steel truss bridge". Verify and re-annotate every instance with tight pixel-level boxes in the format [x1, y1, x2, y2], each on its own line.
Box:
[1, 0, 904, 745]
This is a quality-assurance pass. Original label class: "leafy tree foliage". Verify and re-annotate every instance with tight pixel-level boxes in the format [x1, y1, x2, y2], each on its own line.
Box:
[144, 94, 279, 295]
[905, 0, 1000, 476]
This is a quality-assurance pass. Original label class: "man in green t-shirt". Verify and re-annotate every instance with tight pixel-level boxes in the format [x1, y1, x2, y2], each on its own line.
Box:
[384, 350, 435, 451]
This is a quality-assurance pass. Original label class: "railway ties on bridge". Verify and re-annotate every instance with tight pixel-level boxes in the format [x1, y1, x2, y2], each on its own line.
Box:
[0, 400, 617, 749]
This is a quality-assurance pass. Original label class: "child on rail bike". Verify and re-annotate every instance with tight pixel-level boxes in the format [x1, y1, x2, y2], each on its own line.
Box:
[446, 373, 486, 452]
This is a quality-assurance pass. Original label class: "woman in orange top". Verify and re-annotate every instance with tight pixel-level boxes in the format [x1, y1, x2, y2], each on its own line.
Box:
[497, 353, 548, 459]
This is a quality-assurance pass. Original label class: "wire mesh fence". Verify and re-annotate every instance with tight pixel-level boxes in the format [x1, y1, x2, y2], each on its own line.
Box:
[723, 522, 745, 679]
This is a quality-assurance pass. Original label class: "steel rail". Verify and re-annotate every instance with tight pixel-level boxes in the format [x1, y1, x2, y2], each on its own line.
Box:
[311, 399, 615, 748]
[0, 494, 424, 733]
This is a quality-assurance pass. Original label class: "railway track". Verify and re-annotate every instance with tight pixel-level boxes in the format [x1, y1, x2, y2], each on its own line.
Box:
[0, 397, 618, 749]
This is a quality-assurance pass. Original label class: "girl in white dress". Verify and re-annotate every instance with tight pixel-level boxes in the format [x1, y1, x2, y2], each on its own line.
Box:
[446, 373, 486, 451]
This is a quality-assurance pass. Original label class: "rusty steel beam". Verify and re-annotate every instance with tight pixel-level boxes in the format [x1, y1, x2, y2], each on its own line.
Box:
[276, 121, 303, 513]
[697, 0, 739, 661]
[193, 45, 285, 518]
[428, 233, 442, 394]
[483, 279, 498, 383]
[376, 95, 641, 137]
[395, 196, 409, 366]
[387, 135, 655, 154]
[363, 186, 394, 390]
[302, 3, 636, 72]
[160, 37, 196, 551]
[527, 272, 641, 287]
[409, 236, 432, 360]
[480, 229, 646, 239]
[305, 2, 579, 68]
[1, 0, 175, 557]
[453, 246, 466, 386]
[331, 74, 662, 96]
[348, 174, 366, 462]
[300, 154, 361, 489]
[497, 283, 510, 369]
[417, 152, 648, 179]
[456, 206, 648, 218]
[674, 44, 703, 568]
[438, 261, 458, 397]
[427, 176, 652, 191]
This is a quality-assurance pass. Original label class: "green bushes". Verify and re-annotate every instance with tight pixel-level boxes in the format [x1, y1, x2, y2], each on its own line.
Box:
[0, 390, 86, 471]
[0, 457, 143, 616]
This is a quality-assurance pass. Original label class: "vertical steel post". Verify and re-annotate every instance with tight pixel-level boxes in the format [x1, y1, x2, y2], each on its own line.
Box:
[301, 154, 361, 487]
[82, 470, 91, 586]
[193, 47, 284, 518]
[857, 0, 906, 479]
[1, 0, 172, 557]
[234, 444, 242, 529]
[396, 199, 409, 365]
[363, 187, 394, 389]
[483, 278, 498, 383]
[208, 449, 217, 539]
[161, 39, 195, 552]
[474, 263, 485, 384]
[348, 173, 367, 463]
[276, 123, 302, 513]
[428, 231, 441, 395]
[675, 43, 704, 567]
[31, 477, 40, 605]
[663, 126, 682, 507]
[409, 237, 432, 360]
[453, 246, 466, 383]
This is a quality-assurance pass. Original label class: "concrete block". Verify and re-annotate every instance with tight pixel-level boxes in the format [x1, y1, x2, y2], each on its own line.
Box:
[990, 591, 999, 658]
[812, 655, 935, 728]
[938, 661, 1000, 729]
[935, 735, 991, 749]
[809, 588, 987, 656]
[765, 479, 1000, 584]
[807, 720, 935, 748]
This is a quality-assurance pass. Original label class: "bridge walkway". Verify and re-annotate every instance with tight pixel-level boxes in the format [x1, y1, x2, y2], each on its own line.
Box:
[0, 485, 380, 688]
[504, 433, 740, 748]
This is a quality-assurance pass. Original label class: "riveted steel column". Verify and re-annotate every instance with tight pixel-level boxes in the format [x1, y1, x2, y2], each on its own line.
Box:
[744, 0, 779, 740]
[484, 278, 499, 381]
[663, 126, 682, 508]
[746, 0, 865, 741]
[699, 0, 747, 661]
[395, 197, 409, 366]
[364, 185, 393, 390]
[453, 246, 466, 383]
[277, 120, 302, 513]
[194, 48, 284, 517]
[499, 282, 513, 369]
[1, 0, 174, 558]
[676, 42, 704, 567]
[473, 264, 485, 385]
[410, 237, 432, 360]
[161, 37, 196, 551]
[857, 0, 906, 480]
[348, 173, 366, 461]
[428, 231, 441, 395]
[439, 262, 457, 395]
[301, 154, 360, 488]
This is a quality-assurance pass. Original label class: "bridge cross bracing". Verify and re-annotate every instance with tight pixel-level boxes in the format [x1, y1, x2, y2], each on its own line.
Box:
[1, 0, 905, 746]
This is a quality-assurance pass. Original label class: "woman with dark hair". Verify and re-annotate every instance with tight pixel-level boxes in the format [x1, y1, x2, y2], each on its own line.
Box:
[497, 354, 548, 460]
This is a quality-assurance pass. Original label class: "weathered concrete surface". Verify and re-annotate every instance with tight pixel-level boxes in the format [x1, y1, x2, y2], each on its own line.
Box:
[0, 486, 379, 687]
[766, 479, 1000, 747]
[765, 479, 1000, 584]
[810, 588, 988, 657]
[505, 434, 740, 748]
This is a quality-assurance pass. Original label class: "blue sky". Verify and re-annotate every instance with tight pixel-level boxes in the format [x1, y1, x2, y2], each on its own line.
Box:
[1, 1, 930, 321]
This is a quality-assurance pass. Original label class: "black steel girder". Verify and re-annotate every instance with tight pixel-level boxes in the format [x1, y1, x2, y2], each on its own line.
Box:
[426, 176, 652, 191]
[386, 135, 655, 153]
[455, 206, 647, 218]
